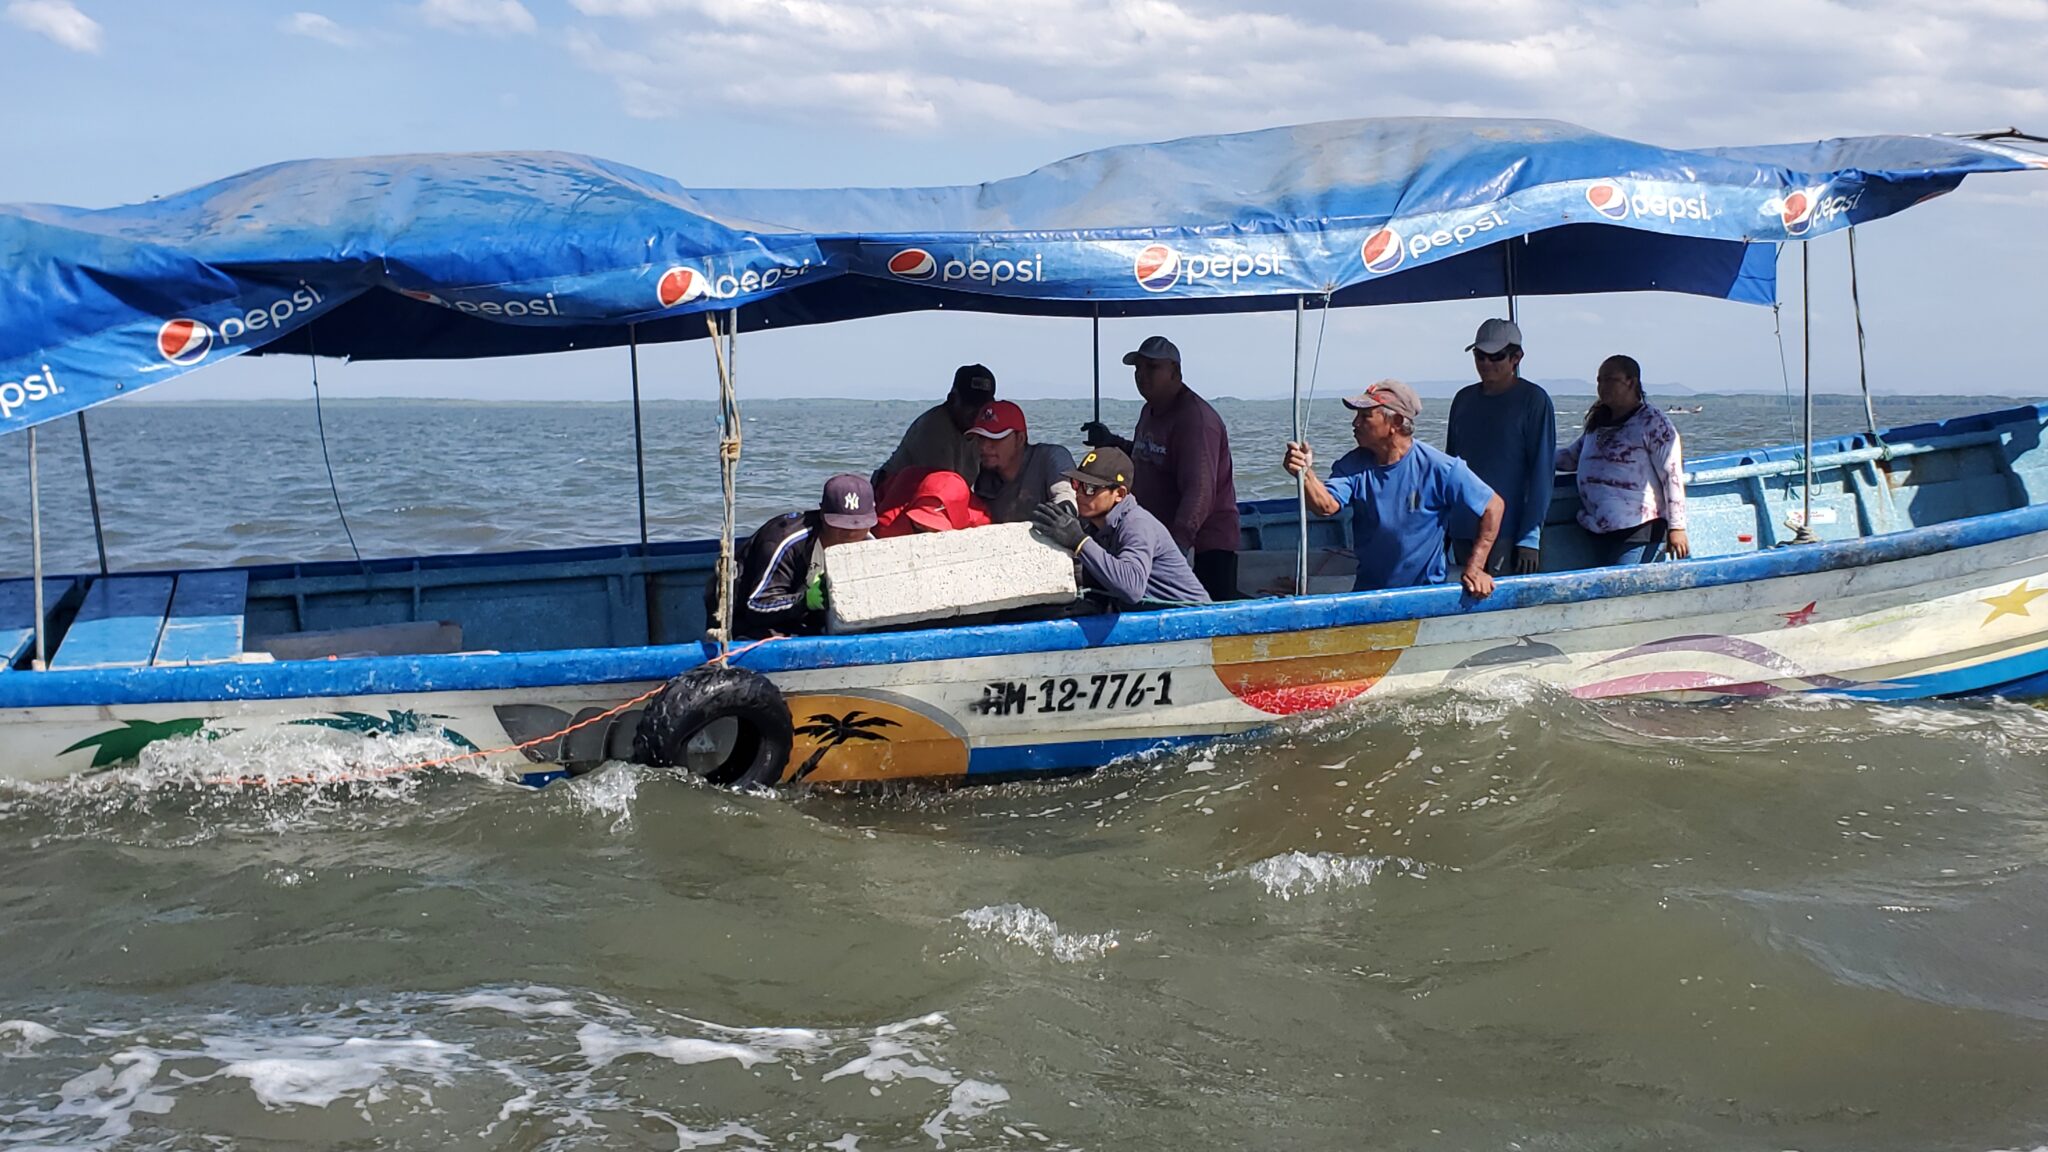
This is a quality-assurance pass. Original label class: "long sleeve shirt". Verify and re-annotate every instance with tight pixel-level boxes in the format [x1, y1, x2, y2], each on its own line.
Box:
[880, 404, 981, 486]
[1130, 386, 1240, 554]
[1444, 377, 1556, 551]
[1555, 403, 1689, 534]
[1077, 497, 1213, 610]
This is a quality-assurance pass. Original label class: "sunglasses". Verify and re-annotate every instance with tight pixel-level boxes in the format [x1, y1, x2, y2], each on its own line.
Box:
[1472, 348, 1513, 363]
[1075, 481, 1113, 497]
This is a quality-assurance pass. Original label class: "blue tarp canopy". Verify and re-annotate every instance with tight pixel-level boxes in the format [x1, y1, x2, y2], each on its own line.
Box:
[3, 116, 2042, 434]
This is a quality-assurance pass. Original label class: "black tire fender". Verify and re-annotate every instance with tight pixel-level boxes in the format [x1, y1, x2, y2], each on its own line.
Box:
[631, 665, 794, 788]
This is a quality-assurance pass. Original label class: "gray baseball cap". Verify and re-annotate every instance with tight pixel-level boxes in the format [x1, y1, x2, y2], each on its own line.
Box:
[1121, 335, 1181, 365]
[1467, 318, 1523, 354]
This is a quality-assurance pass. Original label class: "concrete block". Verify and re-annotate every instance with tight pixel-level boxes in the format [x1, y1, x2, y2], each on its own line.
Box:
[824, 522, 1077, 633]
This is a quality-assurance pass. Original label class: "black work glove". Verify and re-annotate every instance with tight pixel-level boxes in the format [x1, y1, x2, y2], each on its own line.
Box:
[1080, 421, 1130, 451]
[1030, 501, 1087, 552]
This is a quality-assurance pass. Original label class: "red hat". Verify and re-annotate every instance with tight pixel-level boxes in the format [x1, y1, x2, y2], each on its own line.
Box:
[965, 400, 1027, 441]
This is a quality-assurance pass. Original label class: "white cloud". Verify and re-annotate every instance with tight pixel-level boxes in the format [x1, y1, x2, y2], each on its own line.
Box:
[418, 0, 536, 35]
[282, 11, 357, 47]
[559, 0, 2048, 145]
[5, 0, 101, 53]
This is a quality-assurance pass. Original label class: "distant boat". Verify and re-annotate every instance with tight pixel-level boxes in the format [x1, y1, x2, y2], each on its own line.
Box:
[1665, 403, 1705, 414]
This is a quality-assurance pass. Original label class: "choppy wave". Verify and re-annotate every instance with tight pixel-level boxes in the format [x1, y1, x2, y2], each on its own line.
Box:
[0, 987, 1040, 1150]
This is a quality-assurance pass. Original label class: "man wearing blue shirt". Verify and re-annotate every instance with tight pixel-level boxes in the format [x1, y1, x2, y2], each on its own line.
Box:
[1282, 379, 1504, 597]
[1444, 318, 1556, 575]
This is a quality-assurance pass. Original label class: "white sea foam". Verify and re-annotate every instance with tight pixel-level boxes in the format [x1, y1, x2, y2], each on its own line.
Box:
[0, 1018, 60, 1054]
[0, 991, 1012, 1150]
[921, 1079, 1011, 1149]
[1238, 851, 1424, 900]
[575, 1022, 784, 1070]
[957, 904, 1119, 962]
[205, 1034, 464, 1110]
[443, 986, 582, 1019]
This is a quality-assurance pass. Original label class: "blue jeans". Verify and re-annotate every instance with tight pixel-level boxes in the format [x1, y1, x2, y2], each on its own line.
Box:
[1589, 519, 1667, 567]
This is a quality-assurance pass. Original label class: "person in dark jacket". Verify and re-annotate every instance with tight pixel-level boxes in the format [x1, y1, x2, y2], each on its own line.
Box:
[1029, 447, 1211, 611]
[1080, 336, 1240, 600]
[711, 474, 876, 638]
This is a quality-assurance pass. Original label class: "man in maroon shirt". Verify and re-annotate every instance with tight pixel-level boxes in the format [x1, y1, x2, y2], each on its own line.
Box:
[1081, 335, 1241, 600]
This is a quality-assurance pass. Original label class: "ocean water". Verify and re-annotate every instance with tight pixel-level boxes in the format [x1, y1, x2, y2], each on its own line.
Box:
[3, 394, 2048, 1150]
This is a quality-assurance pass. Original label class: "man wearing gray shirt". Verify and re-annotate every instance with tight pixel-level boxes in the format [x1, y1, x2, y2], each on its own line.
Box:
[874, 364, 995, 491]
[1029, 447, 1211, 611]
[968, 400, 1076, 522]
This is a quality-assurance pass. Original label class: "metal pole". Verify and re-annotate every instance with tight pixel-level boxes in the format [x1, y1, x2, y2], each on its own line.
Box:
[1797, 241, 1816, 543]
[628, 324, 649, 549]
[1293, 296, 1309, 596]
[27, 427, 45, 669]
[1846, 226, 1880, 443]
[705, 309, 743, 650]
[1503, 239, 1519, 324]
[76, 412, 108, 577]
[1091, 304, 1102, 425]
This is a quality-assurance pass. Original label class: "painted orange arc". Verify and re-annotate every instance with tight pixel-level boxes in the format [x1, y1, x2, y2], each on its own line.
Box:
[1210, 620, 1420, 715]
[783, 692, 970, 785]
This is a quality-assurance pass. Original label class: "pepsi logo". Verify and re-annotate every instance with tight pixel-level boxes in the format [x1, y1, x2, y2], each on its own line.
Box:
[1780, 189, 1815, 235]
[157, 318, 213, 366]
[1133, 244, 1181, 292]
[399, 288, 449, 307]
[1586, 181, 1630, 221]
[656, 266, 706, 309]
[887, 248, 937, 280]
[1361, 228, 1404, 275]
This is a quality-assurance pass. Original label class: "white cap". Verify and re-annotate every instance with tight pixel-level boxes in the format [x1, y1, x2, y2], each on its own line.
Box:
[1121, 335, 1181, 365]
[1466, 318, 1523, 354]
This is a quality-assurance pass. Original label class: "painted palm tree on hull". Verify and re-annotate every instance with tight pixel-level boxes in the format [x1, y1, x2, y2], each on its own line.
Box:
[791, 710, 899, 781]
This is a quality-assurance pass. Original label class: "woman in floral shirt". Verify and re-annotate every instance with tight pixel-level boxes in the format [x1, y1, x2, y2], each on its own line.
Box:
[1555, 355, 1691, 566]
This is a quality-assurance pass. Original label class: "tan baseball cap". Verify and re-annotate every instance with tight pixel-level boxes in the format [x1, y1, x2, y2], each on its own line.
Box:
[1341, 379, 1423, 420]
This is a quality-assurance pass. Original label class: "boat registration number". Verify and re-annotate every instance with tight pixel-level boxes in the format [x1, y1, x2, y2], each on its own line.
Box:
[973, 671, 1176, 717]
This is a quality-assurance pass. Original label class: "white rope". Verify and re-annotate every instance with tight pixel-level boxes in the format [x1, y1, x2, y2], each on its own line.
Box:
[705, 311, 742, 649]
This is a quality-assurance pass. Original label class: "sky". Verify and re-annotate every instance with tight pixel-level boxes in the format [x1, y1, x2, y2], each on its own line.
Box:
[2, 0, 2046, 403]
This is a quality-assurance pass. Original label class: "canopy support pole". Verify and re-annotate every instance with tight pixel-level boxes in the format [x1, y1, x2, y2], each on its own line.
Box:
[27, 427, 45, 670]
[76, 412, 108, 577]
[1793, 242, 1817, 545]
[1846, 226, 1881, 446]
[629, 323, 649, 549]
[1503, 239, 1519, 324]
[706, 309, 743, 651]
[1091, 304, 1102, 425]
[1293, 296, 1308, 596]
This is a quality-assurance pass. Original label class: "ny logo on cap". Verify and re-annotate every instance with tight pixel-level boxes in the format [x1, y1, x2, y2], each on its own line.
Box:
[843, 492, 861, 511]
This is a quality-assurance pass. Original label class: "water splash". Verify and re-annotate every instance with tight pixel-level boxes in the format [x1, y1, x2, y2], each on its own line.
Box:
[956, 904, 1119, 962]
[1236, 851, 1424, 900]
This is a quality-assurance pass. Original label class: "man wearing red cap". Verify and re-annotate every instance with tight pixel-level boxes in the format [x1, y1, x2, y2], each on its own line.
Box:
[966, 400, 1076, 523]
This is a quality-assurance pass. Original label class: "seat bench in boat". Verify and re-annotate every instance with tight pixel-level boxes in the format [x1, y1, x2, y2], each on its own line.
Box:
[0, 577, 76, 670]
[46, 570, 252, 669]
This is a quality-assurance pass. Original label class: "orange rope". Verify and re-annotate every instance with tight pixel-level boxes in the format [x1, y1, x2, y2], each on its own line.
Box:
[204, 636, 780, 789]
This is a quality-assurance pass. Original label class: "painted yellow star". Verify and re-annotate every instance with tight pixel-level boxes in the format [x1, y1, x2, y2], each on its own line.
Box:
[1980, 581, 2048, 626]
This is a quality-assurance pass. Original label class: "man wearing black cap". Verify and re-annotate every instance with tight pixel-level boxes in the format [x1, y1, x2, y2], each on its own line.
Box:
[874, 364, 997, 493]
[1029, 447, 1211, 611]
[1080, 335, 1240, 601]
[712, 474, 877, 637]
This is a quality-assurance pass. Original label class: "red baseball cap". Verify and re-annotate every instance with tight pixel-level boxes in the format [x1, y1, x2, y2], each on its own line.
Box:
[965, 400, 1027, 441]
